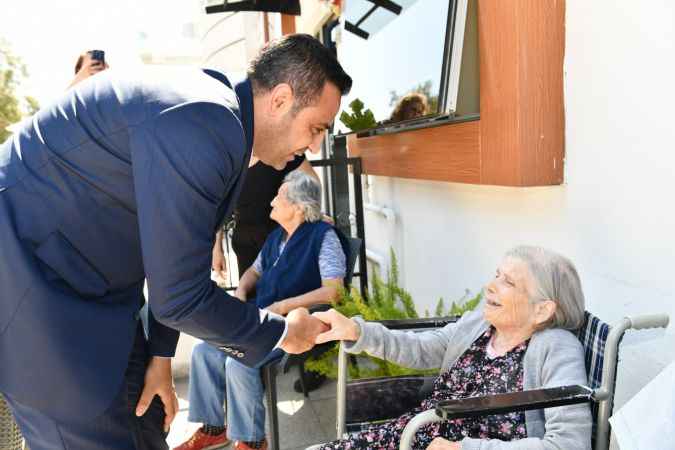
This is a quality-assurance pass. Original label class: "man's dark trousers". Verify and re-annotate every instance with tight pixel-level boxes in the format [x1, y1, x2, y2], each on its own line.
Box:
[5, 325, 167, 450]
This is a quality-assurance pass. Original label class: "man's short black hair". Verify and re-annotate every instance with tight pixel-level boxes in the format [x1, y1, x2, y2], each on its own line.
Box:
[248, 34, 352, 110]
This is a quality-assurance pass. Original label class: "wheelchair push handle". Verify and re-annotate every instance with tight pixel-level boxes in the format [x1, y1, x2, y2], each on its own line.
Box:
[627, 314, 669, 330]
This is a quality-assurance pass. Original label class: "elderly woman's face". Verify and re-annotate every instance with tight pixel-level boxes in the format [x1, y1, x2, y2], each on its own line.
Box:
[483, 257, 539, 332]
[270, 183, 301, 224]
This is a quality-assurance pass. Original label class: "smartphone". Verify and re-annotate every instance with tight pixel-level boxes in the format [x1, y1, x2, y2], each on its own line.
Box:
[90, 50, 105, 64]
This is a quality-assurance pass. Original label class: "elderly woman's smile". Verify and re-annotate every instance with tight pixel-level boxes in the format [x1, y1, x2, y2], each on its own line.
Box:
[481, 256, 561, 352]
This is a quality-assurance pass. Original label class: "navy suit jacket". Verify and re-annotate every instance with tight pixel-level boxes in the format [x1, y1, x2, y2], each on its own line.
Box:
[0, 67, 285, 422]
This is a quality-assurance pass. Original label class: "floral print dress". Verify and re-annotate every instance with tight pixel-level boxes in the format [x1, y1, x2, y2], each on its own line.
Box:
[319, 327, 529, 450]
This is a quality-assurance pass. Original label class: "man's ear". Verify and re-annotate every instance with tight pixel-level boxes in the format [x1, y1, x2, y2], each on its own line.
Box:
[268, 83, 294, 117]
[534, 300, 557, 327]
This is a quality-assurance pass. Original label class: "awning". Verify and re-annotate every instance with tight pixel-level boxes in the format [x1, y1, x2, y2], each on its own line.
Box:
[344, 0, 413, 40]
[205, 0, 301, 16]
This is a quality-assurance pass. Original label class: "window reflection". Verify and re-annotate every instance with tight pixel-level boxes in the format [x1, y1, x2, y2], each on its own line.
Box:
[336, 0, 450, 133]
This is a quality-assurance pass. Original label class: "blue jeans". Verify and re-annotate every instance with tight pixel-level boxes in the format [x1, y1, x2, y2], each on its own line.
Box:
[187, 342, 284, 442]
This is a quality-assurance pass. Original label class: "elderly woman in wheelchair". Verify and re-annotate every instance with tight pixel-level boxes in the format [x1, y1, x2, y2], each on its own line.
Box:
[314, 246, 591, 450]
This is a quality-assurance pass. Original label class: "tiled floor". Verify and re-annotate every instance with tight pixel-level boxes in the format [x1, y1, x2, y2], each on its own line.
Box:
[167, 370, 338, 450]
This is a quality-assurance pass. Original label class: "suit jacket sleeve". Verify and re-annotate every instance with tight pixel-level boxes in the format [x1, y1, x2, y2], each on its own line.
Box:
[129, 101, 286, 366]
[146, 302, 181, 357]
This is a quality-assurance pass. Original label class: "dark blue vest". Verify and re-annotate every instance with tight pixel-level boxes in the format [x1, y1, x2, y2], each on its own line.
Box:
[254, 221, 349, 308]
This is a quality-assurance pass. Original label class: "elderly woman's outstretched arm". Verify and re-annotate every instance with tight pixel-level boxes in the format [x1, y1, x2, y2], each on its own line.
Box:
[314, 307, 479, 370]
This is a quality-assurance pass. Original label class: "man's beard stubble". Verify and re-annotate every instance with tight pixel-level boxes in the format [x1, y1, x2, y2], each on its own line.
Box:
[258, 115, 294, 170]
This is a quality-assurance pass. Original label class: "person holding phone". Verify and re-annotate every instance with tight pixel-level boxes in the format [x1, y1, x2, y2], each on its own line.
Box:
[68, 49, 108, 88]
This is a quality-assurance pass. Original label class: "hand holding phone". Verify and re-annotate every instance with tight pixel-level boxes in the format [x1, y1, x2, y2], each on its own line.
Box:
[89, 50, 105, 64]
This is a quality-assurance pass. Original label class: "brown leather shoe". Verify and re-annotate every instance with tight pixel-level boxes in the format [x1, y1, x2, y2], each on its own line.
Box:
[173, 427, 230, 450]
[233, 439, 268, 450]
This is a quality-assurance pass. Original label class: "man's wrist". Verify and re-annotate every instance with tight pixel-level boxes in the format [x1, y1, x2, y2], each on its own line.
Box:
[149, 356, 172, 371]
[273, 318, 289, 350]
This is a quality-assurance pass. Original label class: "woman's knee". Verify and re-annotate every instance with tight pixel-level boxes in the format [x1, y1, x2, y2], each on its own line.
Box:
[191, 341, 224, 370]
[225, 357, 259, 383]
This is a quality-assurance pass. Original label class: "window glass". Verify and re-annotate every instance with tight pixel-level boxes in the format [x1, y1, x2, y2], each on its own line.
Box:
[337, 0, 450, 133]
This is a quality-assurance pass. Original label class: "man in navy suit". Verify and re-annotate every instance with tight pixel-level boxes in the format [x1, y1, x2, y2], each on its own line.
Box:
[0, 34, 351, 450]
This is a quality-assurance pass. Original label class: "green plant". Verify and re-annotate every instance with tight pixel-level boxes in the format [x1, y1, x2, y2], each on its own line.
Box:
[339, 98, 377, 132]
[305, 249, 481, 379]
[1, 38, 39, 142]
[430, 289, 482, 318]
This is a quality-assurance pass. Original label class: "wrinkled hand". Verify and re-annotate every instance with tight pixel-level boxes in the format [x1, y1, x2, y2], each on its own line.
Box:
[211, 236, 228, 286]
[266, 301, 288, 316]
[427, 438, 461, 450]
[135, 357, 178, 432]
[313, 309, 360, 344]
[279, 308, 329, 354]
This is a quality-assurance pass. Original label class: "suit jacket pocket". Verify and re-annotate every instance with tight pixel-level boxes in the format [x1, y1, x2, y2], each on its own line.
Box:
[35, 231, 109, 298]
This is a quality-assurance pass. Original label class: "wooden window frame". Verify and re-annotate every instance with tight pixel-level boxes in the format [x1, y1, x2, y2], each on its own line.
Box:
[346, 0, 565, 187]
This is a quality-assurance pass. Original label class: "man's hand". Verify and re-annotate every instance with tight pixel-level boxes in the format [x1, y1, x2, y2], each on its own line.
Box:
[427, 438, 461, 450]
[135, 357, 179, 432]
[279, 308, 329, 354]
[211, 231, 228, 286]
[313, 309, 360, 344]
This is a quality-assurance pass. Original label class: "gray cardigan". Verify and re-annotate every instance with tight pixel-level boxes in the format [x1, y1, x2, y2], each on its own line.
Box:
[344, 304, 592, 450]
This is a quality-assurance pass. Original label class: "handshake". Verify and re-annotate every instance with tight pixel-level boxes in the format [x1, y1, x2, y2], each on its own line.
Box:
[278, 307, 360, 354]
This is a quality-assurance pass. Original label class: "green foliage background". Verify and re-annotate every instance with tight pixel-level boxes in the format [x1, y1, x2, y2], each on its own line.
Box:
[1, 38, 39, 143]
[305, 249, 481, 379]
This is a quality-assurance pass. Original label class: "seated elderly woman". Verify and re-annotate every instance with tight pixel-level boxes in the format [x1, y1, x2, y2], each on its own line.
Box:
[313, 246, 591, 450]
[175, 170, 348, 450]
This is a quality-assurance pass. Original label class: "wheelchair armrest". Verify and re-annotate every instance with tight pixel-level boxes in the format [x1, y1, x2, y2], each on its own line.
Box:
[376, 316, 460, 330]
[435, 385, 594, 420]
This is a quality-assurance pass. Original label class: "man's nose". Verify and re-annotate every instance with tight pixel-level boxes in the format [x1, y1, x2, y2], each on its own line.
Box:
[308, 131, 325, 154]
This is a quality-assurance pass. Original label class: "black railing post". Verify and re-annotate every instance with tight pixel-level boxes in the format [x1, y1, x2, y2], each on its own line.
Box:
[351, 157, 368, 298]
[311, 156, 368, 298]
[330, 135, 352, 238]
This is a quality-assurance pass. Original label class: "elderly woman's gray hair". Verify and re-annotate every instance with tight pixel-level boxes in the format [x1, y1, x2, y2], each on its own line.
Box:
[283, 169, 322, 222]
[505, 245, 585, 331]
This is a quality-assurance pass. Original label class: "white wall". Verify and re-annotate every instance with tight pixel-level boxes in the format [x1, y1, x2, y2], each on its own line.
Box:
[198, 11, 264, 71]
[361, 0, 675, 427]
